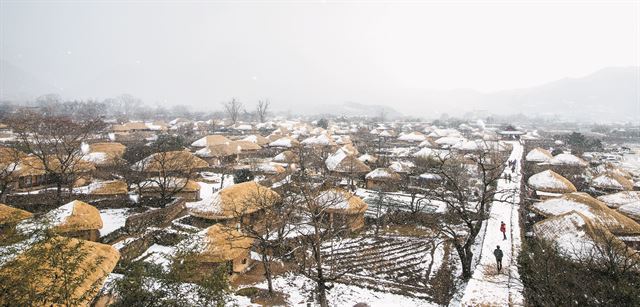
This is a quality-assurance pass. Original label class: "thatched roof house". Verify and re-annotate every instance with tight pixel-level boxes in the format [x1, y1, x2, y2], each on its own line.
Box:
[47, 200, 103, 234]
[592, 173, 634, 192]
[195, 143, 241, 158]
[397, 131, 427, 142]
[618, 203, 640, 222]
[0, 204, 32, 225]
[326, 149, 370, 174]
[547, 153, 588, 167]
[533, 211, 640, 262]
[0, 236, 120, 306]
[191, 135, 233, 147]
[134, 151, 209, 172]
[193, 224, 253, 263]
[525, 147, 553, 163]
[268, 136, 300, 148]
[240, 134, 270, 146]
[316, 189, 368, 230]
[189, 182, 280, 220]
[597, 191, 640, 208]
[530, 192, 640, 236]
[84, 142, 126, 166]
[79, 180, 128, 196]
[527, 170, 577, 195]
[357, 153, 377, 164]
[273, 150, 299, 164]
[301, 134, 337, 147]
[365, 168, 401, 181]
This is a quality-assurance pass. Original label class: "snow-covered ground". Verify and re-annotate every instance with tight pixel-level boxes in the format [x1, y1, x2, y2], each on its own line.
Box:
[99, 208, 133, 236]
[458, 141, 525, 306]
[245, 273, 437, 307]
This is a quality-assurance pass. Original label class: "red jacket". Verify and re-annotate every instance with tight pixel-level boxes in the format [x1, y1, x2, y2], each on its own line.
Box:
[500, 223, 506, 233]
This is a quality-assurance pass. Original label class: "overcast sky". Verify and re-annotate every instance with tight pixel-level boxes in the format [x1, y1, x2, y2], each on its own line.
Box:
[1, 0, 639, 112]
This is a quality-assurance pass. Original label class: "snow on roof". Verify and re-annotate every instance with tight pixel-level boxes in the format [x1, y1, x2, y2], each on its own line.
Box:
[531, 192, 640, 235]
[618, 202, 640, 221]
[269, 137, 298, 148]
[397, 131, 426, 142]
[592, 173, 634, 191]
[82, 152, 109, 164]
[419, 173, 442, 180]
[527, 170, 576, 194]
[365, 168, 400, 180]
[434, 136, 466, 147]
[533, 211, 600, 260]
[525, 147, 553, 162]
[548, 153, 587, 167]
[358, 153, 377, 163]
[325, 149, 347, 171]
[301, 133, 336, 146]
[597, 191, 640, 208]
[389, 161, 414, 173]
[191, 135, 232, 147]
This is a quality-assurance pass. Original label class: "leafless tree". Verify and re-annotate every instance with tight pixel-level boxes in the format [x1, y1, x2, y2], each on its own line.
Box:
[426, 149, 509, 280]
[223, 98, 243, 125]
[7, 111, 106, 205]
[290, 179, 363, 307]
[0, 146, 22, 202]
[256, 100, 270, 123]
[133, 150, 203, 203]
[225, 185, 296, 295]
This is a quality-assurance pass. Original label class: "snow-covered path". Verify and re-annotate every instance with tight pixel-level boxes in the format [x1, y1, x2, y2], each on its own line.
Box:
[459, 141, 525, 306]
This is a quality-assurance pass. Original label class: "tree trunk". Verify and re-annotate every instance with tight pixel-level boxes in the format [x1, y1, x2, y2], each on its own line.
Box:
[262, 253, 274, 294]
[317, 280, 329, 307]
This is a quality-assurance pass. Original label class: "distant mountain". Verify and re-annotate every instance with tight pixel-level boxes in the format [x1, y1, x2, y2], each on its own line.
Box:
[394, 66, 639, 122]
[309, 101, 403, 119]
[483, 66, 640, 122]
[0, 60, 57, 101]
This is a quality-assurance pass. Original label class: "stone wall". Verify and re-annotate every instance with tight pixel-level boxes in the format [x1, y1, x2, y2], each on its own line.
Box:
[124, 198, 186, 232]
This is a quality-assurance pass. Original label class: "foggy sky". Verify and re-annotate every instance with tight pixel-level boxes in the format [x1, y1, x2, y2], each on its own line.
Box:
[1, 0, 639, 114]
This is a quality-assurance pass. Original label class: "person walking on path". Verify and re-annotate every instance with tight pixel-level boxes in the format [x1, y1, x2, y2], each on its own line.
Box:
[494, 245, 504, 273]
[500, 221, 507, 240]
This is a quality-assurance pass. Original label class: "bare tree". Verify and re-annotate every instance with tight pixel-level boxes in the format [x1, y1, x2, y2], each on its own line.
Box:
[225, 184, 296, 295]
[223, 98, 243, 125]
[426, 149, 509, 280]
[7, 111, 106, 205]
[291, 179, 363, 307]
[256, 100, 270, 123]
[0, 146, 23, 202]
[133, 150, 204, 203]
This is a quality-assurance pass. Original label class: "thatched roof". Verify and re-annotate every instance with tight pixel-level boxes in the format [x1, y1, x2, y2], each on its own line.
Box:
[86, 180, 128, 195]
[14, 156, 96, 177]
[241, 134, 270, 146]
[597, 191, 640, 208]
[592, 173, 634, 191]
[365, 168, 401, 181]
[326, 149, 370, 173]
[191, 135, 233, 147]
[0, 204, 32, 225]
[618, 202, 640, 222]
[134, 150, 209, 172]
[193, 224, 253, 263]
[525, 147, 553, 163]
[195, 143, 241, 158]
[256, 163, 286, 174]
[268, 136, 300, 148]
[51, 200, 103, 233]
[89, 142, 126, 156]
[527, 170, 577, 194]
[234, 140, 262, 151]
[0, 236, 120, 306]
[594, 163, 633, 180]
[273, 150, 298, 163]
[530, 192, 640, 236]
[189, 181, 280, 220]
[533, 211, 640, 262]
[548, 153, 588, 167]
[317, 189, 368, 214]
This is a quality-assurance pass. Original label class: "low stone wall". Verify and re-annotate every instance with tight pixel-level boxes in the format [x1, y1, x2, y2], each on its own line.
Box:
[6, 193, 132, 213]
[124, 198, 186, 232]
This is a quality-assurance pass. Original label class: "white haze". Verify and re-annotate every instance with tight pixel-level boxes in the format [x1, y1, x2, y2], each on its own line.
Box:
[0, 1, 638, 116]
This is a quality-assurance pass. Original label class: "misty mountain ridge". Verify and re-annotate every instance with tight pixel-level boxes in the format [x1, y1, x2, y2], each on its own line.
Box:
[1, 61, 638, 122]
